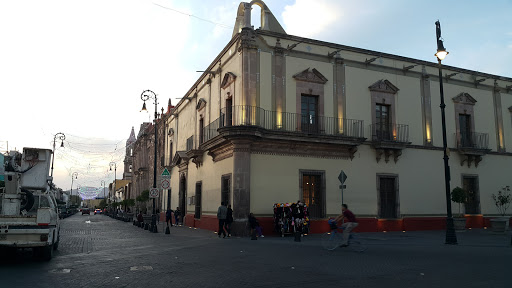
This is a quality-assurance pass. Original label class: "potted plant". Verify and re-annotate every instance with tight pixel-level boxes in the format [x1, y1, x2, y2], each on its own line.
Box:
[490, 186, 511, 232]
[450, 187, 467, 230]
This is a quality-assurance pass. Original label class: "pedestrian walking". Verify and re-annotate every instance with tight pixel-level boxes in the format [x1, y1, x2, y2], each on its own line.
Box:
[174, 207, 181, 226]
[217, 202, 227, 238]
[226, 204, 233, 237]
[166, 208, 172, 227]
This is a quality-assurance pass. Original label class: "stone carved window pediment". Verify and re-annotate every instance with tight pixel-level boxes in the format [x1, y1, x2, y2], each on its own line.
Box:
[172, 151, 189, 166]
[221, 72, 237, 89]
[293, 68, 328, 84]
[369, 79, 399, 94]
[196, 98, 207, 111]
[452, 92, 477, 105]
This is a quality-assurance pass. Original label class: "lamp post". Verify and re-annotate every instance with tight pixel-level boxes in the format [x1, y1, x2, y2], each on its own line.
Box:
[70, 172, 78, 207]
[435, 20, 457, 245]
[140, 89, 158, 233]
[100, 180, 106, 200]
[110, 162, 117, 210]
[50, 132, 65, 185]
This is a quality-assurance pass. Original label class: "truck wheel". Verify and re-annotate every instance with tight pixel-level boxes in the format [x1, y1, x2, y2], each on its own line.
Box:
[42, 245, 53, 261]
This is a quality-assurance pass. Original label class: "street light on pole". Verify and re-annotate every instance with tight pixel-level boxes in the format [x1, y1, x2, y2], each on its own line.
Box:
[70, 172, 78, 207]
[140, 89, 158, 233]
[50, 132, 65, 186]
[100, 180, 106, 200]
[435, 20, 457, 245]
[109, 162, 117, 208]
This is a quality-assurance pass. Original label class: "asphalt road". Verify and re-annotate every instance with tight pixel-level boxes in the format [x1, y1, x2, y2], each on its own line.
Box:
[0, 214, 510, 288]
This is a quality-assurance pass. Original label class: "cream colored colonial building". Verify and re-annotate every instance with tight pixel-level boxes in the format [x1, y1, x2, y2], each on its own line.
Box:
[159, 0, 512, 234]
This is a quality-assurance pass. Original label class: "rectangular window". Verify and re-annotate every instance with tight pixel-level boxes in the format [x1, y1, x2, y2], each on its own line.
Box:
[463, 176, 480, 214]
[301, 94, 318, 133]
[375, 104, 391, 140]
[378, 175, 398, 218]
[195, 182, 202, 219]
[221, 175, 231, 206]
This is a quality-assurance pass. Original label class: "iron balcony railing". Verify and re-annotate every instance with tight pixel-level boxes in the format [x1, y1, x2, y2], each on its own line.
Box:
[369, 123, 409, 143]
[455, 132, 489, 150]
[201, 106, 364, 140]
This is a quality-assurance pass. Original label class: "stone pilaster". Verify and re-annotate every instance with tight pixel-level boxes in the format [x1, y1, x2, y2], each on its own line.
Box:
[231, 139, 251, 236]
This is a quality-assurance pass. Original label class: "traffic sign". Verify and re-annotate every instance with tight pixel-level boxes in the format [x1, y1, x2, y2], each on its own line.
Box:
[161, 168, 170, 178]
[338, 170, 347, 184]
[149, 188, 159, 198]
[161, 178, 170, 190]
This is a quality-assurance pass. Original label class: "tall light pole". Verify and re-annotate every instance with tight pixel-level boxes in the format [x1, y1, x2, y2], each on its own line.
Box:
[50, 132, 65, 185]
[110, 162, 117, 209]
[100, 180, 106, 200]
[70, 172, 78, 207]
[435, 20, 457, 245]
[140, 89, 158, 233]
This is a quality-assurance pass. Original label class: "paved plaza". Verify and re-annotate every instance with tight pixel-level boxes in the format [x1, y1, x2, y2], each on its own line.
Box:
[1, 214, 510, 288]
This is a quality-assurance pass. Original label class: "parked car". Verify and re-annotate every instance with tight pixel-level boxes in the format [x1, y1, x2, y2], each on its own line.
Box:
[82, 208, 90, 215]
[94, 209, 102, 215]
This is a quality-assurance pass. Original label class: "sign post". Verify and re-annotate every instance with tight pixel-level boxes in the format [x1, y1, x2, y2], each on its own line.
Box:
[338, 170, 347, 205]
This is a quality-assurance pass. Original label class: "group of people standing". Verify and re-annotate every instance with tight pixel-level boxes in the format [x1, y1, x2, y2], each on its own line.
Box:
[216, 202, 233, 238]
[165, 207, 182, 227]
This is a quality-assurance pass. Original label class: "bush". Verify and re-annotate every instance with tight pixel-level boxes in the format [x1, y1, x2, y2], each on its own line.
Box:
[492, 186, 511, 216]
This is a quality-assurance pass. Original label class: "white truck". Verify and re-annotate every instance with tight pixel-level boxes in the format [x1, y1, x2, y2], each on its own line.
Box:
[0, 147, 60, 260]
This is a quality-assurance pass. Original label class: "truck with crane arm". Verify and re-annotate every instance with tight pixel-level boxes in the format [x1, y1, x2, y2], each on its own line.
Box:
[0, 147, 60, 260]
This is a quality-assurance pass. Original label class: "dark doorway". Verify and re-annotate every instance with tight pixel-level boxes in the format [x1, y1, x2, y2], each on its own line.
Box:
[195, 182, 202, 219]
[301, 94, 318, 133]
[226, 98, 233, 127]
[379, 176, 398, 218]
[302, 174, 324, 218]
[221, 175, 231, 206]
[375, 104, 391, 140]
[459, 114, 472, 147]
[179, 175, 187, 220]
[199, 118, 204, 145]
[463, 176, 480, 214]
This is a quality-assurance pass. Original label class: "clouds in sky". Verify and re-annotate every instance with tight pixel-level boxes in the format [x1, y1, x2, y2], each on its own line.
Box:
[1, 0, 511, 189]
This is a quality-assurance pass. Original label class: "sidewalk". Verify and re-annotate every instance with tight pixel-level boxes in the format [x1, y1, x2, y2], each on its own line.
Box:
[151, 218, 511, 248]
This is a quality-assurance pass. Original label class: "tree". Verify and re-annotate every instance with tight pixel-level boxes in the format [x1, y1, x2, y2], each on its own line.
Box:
[451, 187, 467, 217]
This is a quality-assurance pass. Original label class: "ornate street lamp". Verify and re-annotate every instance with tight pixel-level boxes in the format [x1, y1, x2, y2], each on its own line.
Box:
[50, 132, 65, 185]
[70, 172, 78, 206]
[140, 89, 159, 233]
[435, 20, 457, 245]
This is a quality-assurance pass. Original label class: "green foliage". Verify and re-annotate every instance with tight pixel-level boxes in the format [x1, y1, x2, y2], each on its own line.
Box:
[98, 199, 107, 209]
[451, 187, 467, 217]
[0, 180, 4, 188]
[126, 199, 135, 207]
[137, 190, 150, 203]
[492, 186, 511, 216]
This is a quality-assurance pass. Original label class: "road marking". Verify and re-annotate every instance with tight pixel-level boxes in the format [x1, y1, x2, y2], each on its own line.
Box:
[49, 269, 71, 274]
[85, 220, 91, 224]
[130, 266, 153, 271]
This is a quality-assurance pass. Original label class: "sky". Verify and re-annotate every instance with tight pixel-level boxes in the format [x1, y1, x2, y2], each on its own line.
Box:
[1, 0, 511, 193]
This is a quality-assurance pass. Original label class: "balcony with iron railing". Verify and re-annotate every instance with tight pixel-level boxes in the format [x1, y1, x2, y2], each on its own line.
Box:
[369, 123, 410, 143]
[455, 132, 489, 150]
[201, 105, 365, 142]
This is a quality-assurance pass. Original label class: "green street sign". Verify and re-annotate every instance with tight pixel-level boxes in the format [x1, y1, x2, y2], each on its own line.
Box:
[161, 168, 170, 178]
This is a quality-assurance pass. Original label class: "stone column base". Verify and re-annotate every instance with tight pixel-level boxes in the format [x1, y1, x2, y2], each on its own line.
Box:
[231, 220, 249, 237]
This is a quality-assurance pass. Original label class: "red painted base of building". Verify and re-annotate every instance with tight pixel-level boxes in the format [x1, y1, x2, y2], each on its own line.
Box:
[171, 214, 511, 236]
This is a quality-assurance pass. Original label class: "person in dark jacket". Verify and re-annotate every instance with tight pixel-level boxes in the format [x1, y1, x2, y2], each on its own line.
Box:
[174, 207, 181, 226]
[217, 202, 227, 238]
[248, 213, 264, 238]
[165, 208, 172, 227]
[225, 204, 233, 237]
